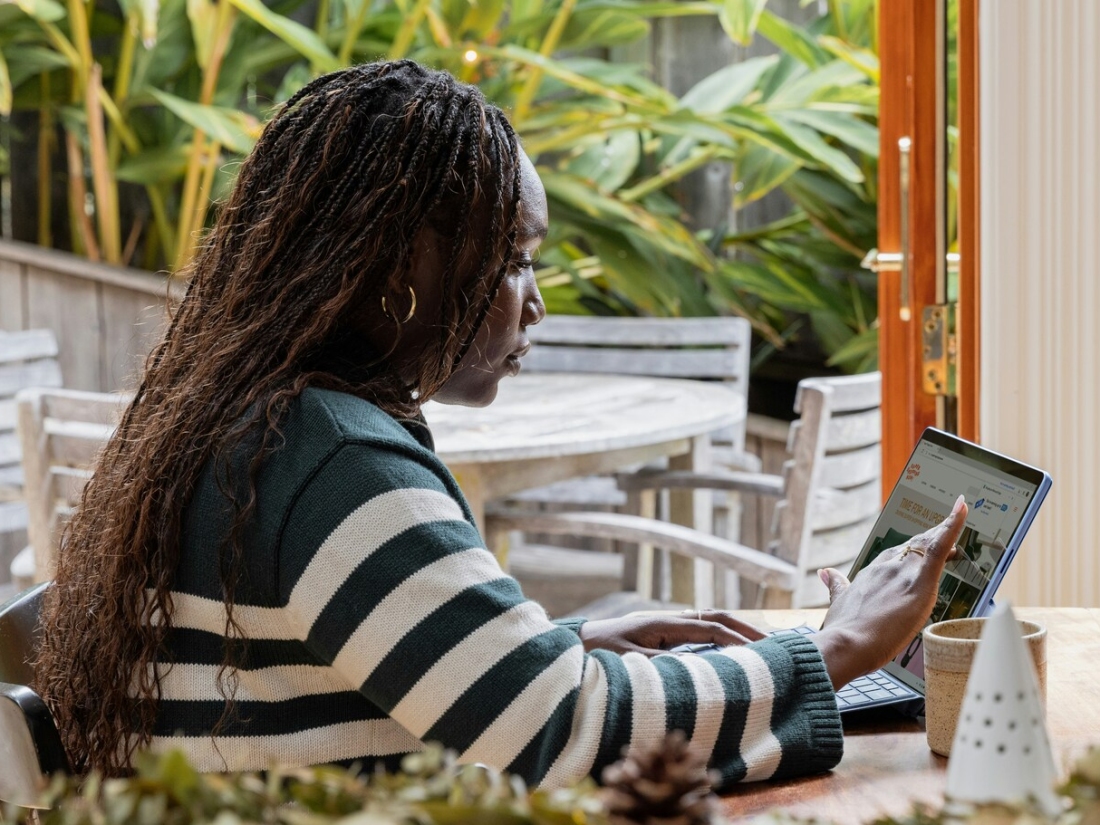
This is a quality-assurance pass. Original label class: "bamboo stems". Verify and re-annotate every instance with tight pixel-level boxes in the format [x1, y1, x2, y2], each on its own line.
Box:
[108, 14, 138, 168]
[65, 132, 99, 260]
[511, 0, 578, 126]
[36, 73, 53, 248]
[85, 64, 121, 263]
[337, 1, 371, 66]
[147, 186, 174, 267]
[191, 140, 223, 246]
[173, 0, 236, 272]
[388, 0, 432, 59]
[314, 0, 331, 72]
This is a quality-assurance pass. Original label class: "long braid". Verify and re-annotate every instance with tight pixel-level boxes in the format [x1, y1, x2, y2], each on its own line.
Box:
[35, 60, 525, 775]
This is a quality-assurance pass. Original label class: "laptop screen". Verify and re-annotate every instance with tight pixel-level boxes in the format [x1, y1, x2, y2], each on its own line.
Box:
[846, 428, 1050, 693]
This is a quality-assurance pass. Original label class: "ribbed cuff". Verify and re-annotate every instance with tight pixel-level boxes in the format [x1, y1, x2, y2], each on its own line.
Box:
[551, 617, 588, 636]
[766, 631, 844, 777]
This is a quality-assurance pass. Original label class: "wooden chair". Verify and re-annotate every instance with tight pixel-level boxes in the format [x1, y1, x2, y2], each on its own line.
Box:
[15, 389, 126, 583]
[490, 372, 882, 614]
[501, 315, 756, 615]
[0, 582, 70, 808]
[0, 331, 62, 596]
[523, 315, 755, 467]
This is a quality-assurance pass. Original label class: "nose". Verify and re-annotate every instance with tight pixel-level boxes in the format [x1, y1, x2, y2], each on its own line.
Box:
[522, 272, 546, 327]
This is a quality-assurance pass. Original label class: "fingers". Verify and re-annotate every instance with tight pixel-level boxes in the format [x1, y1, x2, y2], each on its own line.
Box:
[914, 494, 969, 578]
[819, 567, 850, 602]
[695, 611, 767, 641]
[677, 620, 752, 648]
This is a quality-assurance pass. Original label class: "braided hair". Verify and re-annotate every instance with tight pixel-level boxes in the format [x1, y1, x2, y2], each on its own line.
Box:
[34, 61, 524, 776]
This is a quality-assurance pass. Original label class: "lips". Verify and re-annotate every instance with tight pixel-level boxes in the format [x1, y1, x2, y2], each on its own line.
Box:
[504, 343, 530, 376]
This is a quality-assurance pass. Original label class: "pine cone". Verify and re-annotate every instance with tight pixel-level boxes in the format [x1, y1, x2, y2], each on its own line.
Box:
[601, 730, 719, 825]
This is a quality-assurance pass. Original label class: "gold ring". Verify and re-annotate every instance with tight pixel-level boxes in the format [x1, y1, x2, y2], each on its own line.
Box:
[897, 543, 926, 560]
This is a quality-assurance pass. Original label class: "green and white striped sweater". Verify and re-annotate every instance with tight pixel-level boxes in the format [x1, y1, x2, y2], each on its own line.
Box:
[152, 387, 842, 789]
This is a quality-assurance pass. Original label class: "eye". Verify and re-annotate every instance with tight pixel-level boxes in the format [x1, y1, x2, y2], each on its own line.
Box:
[508, 248, 540, 271]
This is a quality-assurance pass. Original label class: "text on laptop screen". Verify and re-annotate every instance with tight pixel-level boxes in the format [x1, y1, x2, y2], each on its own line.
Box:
[852, 438, 1040, 684]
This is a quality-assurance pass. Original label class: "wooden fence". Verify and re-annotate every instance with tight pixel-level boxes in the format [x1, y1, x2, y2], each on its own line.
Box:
[0, 241, 174, 585]
[0, 240, 175, 393]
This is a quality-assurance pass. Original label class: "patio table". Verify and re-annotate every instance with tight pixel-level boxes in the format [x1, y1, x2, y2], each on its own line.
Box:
[423, 372, 746, 601]
[717, 606, 1100, 824]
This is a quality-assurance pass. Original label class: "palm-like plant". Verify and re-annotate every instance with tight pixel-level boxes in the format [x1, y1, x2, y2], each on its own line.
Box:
[0, 0, 878, 369]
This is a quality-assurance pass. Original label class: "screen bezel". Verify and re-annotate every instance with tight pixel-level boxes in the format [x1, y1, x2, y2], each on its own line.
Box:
[846, 427, 1052, 693]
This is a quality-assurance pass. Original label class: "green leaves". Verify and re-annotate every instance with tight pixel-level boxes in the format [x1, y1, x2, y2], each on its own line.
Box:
[679, 55, 774, 113]
[149, 89, 259, 153]
[118, 0, 160, 47]
[116, 145, 190, 184]
[718, 0, 767, 45]
[5, 0, 880, 371]
[4, 0, 66, 23]
[186, 0, 226, 70]
[0, 50, 11, 115]
[30, 745, 609, 825]
[226, 0, 340, 72]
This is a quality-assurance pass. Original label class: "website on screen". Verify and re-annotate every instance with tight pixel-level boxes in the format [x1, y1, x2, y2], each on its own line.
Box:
[853, 439, 1039, 684]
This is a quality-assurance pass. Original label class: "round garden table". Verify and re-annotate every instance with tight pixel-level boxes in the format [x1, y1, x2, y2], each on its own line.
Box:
[423, 372, 746, 603]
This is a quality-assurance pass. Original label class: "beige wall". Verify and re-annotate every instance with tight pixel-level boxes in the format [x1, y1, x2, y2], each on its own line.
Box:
[980, 1, 1100, 605]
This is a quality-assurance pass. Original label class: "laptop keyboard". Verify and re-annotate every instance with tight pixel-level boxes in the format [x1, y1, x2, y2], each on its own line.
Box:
[667, 625, 920, 710]
[835, 672, 917, 707]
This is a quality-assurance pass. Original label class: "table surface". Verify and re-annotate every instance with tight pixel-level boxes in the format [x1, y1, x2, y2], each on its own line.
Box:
[424, 373, 745, 465]
[719, 607, 1100, 824]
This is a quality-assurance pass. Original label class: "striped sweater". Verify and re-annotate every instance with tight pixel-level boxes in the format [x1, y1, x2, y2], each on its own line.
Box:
[154, 387, 842, 789]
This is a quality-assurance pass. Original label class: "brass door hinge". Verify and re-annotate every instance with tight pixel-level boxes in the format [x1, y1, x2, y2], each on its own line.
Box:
[922, 303, 957, 397]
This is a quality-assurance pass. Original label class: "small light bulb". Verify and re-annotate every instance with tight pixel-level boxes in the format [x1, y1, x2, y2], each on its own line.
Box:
[464, 49, 478, 63]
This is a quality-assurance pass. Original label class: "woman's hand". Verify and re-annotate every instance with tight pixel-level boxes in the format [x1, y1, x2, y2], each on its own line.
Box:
[811, 494, 968, 690]
[578, 610, 766, 656]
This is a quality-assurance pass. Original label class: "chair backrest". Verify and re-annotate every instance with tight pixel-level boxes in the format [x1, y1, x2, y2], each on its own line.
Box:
[0, 582, 70, 807]
[0, 330, 62, 543]
[16, 389, 126, 582]
[525, 316, 752, 448]
[769, 372, 883, 608]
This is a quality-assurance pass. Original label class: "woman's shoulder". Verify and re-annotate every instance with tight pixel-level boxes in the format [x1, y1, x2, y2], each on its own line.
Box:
[293, 387, 432, 453]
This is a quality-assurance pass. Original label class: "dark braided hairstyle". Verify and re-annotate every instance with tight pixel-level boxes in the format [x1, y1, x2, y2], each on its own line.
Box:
[34, 60, 524, 776]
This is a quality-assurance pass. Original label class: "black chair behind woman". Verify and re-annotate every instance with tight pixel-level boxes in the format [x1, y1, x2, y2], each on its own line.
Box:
[0, 582, 70, 808]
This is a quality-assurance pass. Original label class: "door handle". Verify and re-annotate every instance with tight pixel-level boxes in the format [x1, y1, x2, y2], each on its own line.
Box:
[861, 136, 915, 322]
[898, 136, 912, 322]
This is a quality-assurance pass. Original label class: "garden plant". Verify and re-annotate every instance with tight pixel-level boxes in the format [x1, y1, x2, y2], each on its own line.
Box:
[0, 0, 878, 370]
[9, 735, 1100, 825]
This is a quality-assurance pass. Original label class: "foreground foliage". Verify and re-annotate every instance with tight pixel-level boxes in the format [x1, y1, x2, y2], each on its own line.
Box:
[9, 742, 1100, 825]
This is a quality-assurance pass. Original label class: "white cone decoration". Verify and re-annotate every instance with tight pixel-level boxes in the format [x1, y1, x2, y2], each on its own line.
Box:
[945, 603, 1060, 815]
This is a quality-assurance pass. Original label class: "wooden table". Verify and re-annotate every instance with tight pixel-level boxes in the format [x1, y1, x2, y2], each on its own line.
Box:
[424, 373, 745, 604]
[719, 607, 1100, 824]
[424, 373, 745, 530]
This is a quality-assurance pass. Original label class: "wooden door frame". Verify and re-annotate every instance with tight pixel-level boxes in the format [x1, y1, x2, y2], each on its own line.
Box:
[878, 0, 981, 494]
[957, 0, 980, 442]
[878, 0, 939, 492]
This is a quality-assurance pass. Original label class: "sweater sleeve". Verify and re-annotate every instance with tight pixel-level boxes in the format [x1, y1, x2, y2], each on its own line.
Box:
[277, 443, 842, 790]
[551, 617, 588, 635]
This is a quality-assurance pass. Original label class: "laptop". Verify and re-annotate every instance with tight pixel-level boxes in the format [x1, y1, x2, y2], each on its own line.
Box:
[671, 427, 1052, 715]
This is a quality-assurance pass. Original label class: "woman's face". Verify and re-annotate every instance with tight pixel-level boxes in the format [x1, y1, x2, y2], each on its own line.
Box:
[430, 151, 548, 407]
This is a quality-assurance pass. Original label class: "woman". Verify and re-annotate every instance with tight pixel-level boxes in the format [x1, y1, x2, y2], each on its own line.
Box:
[35, 60, 967, 787]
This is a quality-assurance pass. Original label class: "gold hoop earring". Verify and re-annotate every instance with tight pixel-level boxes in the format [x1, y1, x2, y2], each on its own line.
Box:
[382, 285, 417, 323]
